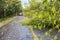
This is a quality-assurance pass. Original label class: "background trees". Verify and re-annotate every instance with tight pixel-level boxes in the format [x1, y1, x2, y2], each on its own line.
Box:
[23, 0, 60, 29]
[0, 0, 22, 18]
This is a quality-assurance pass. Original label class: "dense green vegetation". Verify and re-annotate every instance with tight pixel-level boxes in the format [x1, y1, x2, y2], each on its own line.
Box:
[21, 0, 60, 40]
[0, 0, 22, 18]
[23, 0, 60, 29]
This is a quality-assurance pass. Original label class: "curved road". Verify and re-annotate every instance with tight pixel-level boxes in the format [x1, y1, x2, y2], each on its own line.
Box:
[0, 16, 33, 40]
[0, 16, 60, 40]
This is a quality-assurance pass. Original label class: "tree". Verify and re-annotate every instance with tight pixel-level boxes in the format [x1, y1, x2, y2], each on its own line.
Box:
[23, 0, 60, 28]
[0, 0, 22, 18]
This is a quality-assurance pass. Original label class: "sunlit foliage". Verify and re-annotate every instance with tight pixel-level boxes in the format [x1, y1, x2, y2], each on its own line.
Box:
[21, 0, 60, 40]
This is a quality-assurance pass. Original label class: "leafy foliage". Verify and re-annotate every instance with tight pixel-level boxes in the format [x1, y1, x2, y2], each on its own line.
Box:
[22, 0, 60, 40]
[23, 0, 60, 29]
[20, 20, 29, 25]
[0, 0, 22, 18]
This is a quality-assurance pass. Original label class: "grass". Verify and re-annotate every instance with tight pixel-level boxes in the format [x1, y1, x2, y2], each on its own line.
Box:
[0, 16, 14, 23]
[0, 17, 9, 23]
[0, 15, 16, 27]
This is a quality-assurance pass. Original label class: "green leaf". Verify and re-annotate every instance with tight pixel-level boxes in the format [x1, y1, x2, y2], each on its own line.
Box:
[39, 37, 43, 40]
[58, 29, 60, 33]
[53, 35, 58, 40]
[53, 20, 56, 25]
[44, 31, 50, 36]
[51, 6, 56, 13]
[29, 26, 33, 30]
[34, 26, 37, 28]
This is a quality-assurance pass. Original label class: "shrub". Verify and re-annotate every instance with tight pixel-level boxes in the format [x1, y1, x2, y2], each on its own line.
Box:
[20, 20, 29, 25]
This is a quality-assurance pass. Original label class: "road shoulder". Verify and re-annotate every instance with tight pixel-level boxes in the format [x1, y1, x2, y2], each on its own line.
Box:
[0, 16, 17, 28]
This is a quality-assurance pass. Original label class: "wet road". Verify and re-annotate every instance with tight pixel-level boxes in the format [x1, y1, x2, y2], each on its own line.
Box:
[0, 16, 33, 40]
[34, 28, 60, 40]
[0, 16, 60, 40]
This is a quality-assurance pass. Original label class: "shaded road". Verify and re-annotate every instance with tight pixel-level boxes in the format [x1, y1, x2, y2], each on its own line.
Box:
[0, 16, 33, 40]
[0, 16, 60, 40]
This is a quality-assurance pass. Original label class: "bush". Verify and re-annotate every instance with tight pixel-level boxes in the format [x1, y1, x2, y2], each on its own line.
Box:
[20, 20, 29, 25]
[22, 0, 60, 30]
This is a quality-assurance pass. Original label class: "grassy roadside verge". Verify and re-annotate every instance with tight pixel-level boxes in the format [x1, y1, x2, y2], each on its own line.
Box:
[0, 16, 17, 27]
[0, 17, 10, 23]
